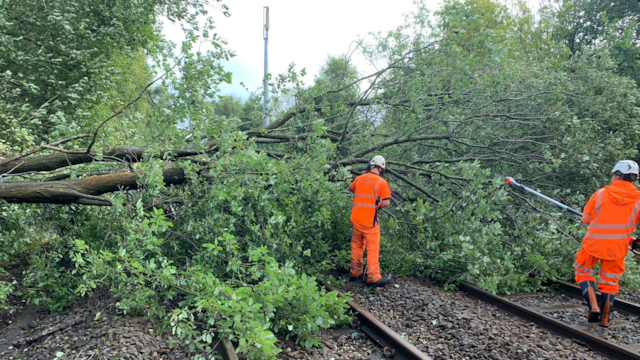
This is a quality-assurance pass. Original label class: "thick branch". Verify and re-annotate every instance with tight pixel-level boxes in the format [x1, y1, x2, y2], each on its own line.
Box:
[386, 160, 471, 181]
[263, 100, 378, 131]
[0, 168, 193, 206]
[0, 136, 288, 176]
[349, 134, 452, 160]
[13, 317, 84, 347]
[0, 134, 91, 173]
[0, 146, 199, 175]
[248, 131, 342, 143]
[386, 169, 442, 204]
[338, 158, 469, 181]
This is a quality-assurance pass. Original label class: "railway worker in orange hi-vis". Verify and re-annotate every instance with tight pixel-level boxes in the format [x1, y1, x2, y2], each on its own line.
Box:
[575, 160, 640, 327]
[349, 155, 392, 287]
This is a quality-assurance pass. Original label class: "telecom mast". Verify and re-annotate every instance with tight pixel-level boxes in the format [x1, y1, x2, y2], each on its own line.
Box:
[262, 6, 270, 127]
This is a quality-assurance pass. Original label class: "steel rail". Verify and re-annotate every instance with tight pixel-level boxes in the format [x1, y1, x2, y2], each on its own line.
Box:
[459, 281, 640, 360]
[545, 278, 640, 317]
[214, 336, 239, 360]
[321, 281, 432, 360]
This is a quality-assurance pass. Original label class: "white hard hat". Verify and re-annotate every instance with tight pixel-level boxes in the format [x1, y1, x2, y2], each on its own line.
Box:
[370, 155, 386, 169]
[612, 160, 639, 175]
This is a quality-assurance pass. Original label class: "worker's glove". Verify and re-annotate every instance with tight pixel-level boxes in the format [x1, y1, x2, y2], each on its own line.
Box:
[631, 237, 640, 256]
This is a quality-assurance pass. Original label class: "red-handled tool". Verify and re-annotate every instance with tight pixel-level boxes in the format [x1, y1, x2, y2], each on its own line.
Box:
[496, 173, 640, 256]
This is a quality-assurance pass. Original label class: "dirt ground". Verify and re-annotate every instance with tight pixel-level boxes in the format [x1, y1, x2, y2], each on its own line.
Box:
[0, 287, 389, 360]
[5, 276, 640, 359]
[0, 289, 199, 360]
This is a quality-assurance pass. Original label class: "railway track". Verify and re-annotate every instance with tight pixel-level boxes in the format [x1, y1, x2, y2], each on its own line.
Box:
[123, 277, 640, 360]
[215, 335, 239, 360]
[322, 281, 431, 360]
[460, 280, 640, 360]
[328, 277, 640, 360]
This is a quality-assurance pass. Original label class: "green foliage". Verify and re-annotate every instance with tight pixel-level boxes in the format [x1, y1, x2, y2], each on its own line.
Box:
[212, 95, 265, 131]
[5, 139, 350, 358]
[266, 55, 361, 156]
[0, 274, 14, 310]
[552, 0, 640, 85]
[0, 0, 352, 357]
[0, 0, 228, 152]
[213, 96, 244, 119]
[553, 0, 640, 53]
[351, 0, 640, 292]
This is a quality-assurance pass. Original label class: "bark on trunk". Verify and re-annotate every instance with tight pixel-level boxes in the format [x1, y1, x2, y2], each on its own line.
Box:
[0, 146, 200, 175]
[0, 168, 190, 206]
[0, 138, 281, 175]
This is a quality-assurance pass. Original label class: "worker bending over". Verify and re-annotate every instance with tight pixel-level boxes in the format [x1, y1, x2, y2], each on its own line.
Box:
[349, 155, 392, 287]
[576, 160, 640, 327]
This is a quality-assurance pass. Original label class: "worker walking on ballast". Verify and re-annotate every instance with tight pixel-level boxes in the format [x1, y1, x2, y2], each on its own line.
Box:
[576, 160, 640, 327]
[349, 155, 392, 287]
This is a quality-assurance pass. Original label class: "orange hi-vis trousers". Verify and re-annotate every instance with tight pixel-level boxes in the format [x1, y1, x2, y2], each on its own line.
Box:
[350, 222, 382, 283]
[575, 247, 625, 294]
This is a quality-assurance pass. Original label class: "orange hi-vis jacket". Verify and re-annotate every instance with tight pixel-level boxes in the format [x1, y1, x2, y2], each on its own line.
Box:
[350, 172, 392, 227]
[582, 180, 640, 260]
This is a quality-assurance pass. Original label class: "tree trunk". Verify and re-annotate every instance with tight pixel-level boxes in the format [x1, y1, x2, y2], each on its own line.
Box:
[0, 146, 200, 175]
[0, 168, 190, 206]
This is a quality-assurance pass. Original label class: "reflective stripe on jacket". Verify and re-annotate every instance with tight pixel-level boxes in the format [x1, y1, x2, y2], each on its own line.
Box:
[582, 180, 640, 260]
[350, 173, 391, 227]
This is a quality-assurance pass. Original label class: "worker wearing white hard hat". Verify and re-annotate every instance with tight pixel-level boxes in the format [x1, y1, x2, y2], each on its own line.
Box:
[575, 160, 640, 327]
[348, 155, 392, 287]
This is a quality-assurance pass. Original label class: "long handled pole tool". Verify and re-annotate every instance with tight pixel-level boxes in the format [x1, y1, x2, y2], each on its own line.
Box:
[495, 173, 640, 255]
[495, 174, 584, 217]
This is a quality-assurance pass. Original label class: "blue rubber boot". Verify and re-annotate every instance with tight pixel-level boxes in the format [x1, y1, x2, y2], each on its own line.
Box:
[579, 281, 601, 323]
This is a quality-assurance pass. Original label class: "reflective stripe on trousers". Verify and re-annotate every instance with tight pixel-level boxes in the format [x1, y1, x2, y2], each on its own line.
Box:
[575, 247, 625, 294]
[350, 222, 382, 283]
[574, 262, 593, 276]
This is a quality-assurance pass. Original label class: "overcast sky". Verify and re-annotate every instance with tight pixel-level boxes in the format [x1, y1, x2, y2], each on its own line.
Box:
[164, 0, 442, 100]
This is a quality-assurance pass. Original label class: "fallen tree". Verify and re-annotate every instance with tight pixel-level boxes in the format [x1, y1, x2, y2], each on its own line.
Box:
[0, 79, 569, 206]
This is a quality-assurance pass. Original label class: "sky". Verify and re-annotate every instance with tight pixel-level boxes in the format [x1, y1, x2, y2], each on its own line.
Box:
[163, 0, 442, 100]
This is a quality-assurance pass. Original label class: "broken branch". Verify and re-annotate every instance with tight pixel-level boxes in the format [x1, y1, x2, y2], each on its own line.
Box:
[13, 317, 84, 347]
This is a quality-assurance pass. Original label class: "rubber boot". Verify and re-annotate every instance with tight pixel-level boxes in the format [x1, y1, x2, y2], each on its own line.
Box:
[579, 281, 601, 322]
[599, 293, 615, 328]
[365, 276, 392, 288]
